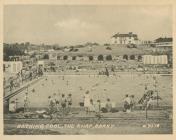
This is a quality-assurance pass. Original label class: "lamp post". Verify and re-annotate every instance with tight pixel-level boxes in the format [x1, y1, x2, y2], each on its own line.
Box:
[153, 75, 158, 107]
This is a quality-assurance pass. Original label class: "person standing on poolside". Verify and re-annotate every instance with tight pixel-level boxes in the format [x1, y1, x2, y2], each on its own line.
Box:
[105, 98, 112, 112]
[48, 96, 55, 119]
[67, 94, 72, 113]
[123, 94, 131, 112]
[84, 90, 91, 114]
[130, 95, 135, 111]
[60, 94, 67, 116]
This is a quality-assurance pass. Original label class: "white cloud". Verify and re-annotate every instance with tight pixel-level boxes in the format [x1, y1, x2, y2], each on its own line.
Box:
[53, 18, 107, 45]
[54, 18, 98, 30]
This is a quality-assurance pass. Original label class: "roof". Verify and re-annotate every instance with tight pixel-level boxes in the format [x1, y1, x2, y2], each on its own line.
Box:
[112, 32, 138, 39]
[155, 37, 172, 43]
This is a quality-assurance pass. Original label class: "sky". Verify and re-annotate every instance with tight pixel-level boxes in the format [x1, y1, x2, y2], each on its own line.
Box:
[4, 5, 172, 45]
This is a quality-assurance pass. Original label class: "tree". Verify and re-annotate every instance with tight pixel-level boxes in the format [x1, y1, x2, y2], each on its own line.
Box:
[3, 43, 25, 61]
[25, 42, 30, 47]
[106, 47, 112, 50]
[104, 43, 110, 46]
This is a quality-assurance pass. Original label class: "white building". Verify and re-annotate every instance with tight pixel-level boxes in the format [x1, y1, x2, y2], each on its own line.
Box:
[49, 52, 57, 60]
[37, 60, 45, 67]
[111, 32, 138, 45]
[3, 61, 23, 74]
[143, 55, 168, 65]
[154, 37, 172, 47]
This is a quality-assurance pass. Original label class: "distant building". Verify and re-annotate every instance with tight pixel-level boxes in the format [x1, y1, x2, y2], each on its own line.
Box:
[48, 49, 55, 52]
[111, 32, 139, 45]
[141, 40, 153, 45]
[154, 37, 172, 47]
[48, 52, 57, 60]
[143, 55, 168, 65]
[3, 61, 23, 74]
[37, 60, 45, 67]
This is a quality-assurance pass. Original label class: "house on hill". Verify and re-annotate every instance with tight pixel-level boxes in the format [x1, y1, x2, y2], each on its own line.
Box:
[111, 32, 139, 45]
[154, 37, 172, 47]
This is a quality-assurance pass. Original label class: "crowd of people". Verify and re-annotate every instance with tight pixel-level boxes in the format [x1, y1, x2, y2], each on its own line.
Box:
[79, 90, 118, 114]
[123, 94, 135, 112]
[46, 89, 155, 116]
[42, 57, 172, 75]
[8, 92, 30, 113]
[46, 90, 119, 118]
[8, 87, 160, 116]
[4, 66, 43, 93]
[6, 67, 160, 118]
[47, 93, 72, 117]
[138, 90, 161, 110]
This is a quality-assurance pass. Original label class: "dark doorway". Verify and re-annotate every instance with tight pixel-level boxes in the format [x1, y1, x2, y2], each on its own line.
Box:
[98, 55, 104, 61]
[123, 55, 128, 60]
[57, 56, 60, 60]
[89, 56, 93, 61]
[138, 55, 142, 61]
[106, 55, 112, 61]
[63, 55, 68, 60]
[130, 55, 135, 60]
[72, 56, 76, 60]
